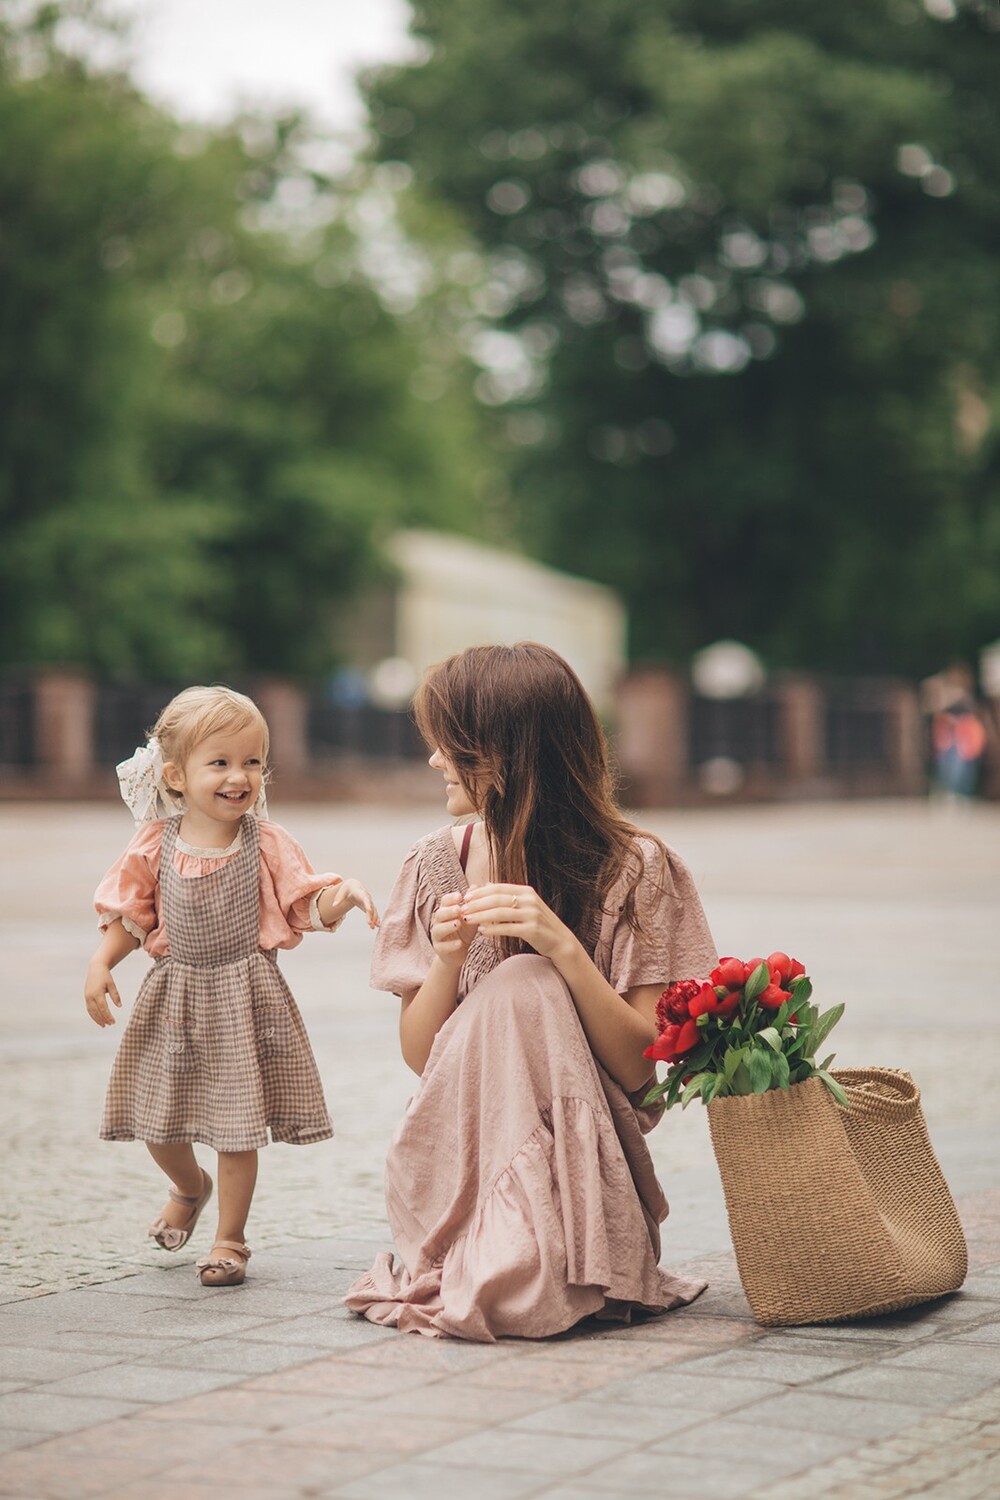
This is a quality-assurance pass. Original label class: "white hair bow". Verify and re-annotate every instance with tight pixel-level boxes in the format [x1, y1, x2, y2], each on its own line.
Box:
[116, 738, 175, 825]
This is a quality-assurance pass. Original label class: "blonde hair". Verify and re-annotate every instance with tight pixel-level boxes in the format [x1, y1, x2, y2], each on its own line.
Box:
[152, 686, 269, 805]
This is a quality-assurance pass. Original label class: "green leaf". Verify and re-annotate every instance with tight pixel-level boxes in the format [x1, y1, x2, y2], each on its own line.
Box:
[747, 1047, 773, 1094]
[731, 1061, 754, 1095]
[818, 1053, 836, 1072]
[771, 1051, 791, 1089]
[640, 1080, 669, 1107]
[723, 1047, 746, 1081]
[790, 976, 813, 1003]
[705, 1072, 726, 1103]
[759, 1026, 783, 1054]
[810, 1004, 845, 1053]
[818, 1070, 850, 1109]
[681, 1073, 710, 1108]
[665, 1069, 687, 1109]
[744, 961, 770, 1002]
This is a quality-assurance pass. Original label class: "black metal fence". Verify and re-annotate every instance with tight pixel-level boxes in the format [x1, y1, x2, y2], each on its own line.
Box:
[307, 699, 425, 761]
[688, 693, 782, 768]
[0, 678, 34, 767]
[0, 671, 921, 793]
[0, 677, 425, 772]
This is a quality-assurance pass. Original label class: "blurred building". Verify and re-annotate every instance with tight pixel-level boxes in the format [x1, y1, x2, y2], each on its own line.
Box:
[346, 529, 627, 714]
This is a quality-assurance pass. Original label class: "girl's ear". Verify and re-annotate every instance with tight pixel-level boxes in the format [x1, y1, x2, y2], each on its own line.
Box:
[161, 761, 185, 793]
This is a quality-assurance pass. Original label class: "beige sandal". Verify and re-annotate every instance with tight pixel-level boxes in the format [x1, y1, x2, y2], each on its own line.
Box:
[197, 1241, 251, 1287]
[148, 1169, 213, 1251]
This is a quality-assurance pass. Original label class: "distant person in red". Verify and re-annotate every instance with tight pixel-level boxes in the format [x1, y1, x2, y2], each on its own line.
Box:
[921, 664, 988, 801]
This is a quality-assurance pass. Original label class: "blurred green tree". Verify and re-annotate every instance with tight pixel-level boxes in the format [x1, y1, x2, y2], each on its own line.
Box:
[364, 0, 1000, 672]
[0, 2, 498, 679]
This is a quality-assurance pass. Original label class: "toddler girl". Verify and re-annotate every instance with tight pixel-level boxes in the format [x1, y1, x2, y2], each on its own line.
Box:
[85, 685, 378, 1287]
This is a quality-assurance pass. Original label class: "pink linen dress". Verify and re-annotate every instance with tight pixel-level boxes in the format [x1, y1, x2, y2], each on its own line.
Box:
[344, 825, 717, 1341]
[95, 815, 340, 1152]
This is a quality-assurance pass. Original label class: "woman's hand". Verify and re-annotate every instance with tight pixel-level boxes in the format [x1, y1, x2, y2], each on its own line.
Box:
[459, 884, 581, 968]
[430, 891, 476, 971]
[84, 962, 122, 1028]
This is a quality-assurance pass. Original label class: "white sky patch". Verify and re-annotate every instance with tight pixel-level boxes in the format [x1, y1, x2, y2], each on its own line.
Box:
[105, 0, 416, 133]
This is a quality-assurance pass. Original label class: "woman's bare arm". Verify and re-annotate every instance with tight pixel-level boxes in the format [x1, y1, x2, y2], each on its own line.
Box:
[398, 891, 473, 1074]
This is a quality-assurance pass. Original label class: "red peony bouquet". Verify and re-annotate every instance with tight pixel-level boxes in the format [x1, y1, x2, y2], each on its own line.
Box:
[642, 953, 848, 1111]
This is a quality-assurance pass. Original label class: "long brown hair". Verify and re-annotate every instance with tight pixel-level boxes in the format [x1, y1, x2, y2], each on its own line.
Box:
[414, 642, 653, 955]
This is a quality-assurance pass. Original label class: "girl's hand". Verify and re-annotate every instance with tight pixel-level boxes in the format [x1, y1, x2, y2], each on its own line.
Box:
[85, 962, 122, 1028]
[340, 876, 379, 924]
[459, 884, 579, 966]
[430, 891, 476, 971]
[324, 878, 380, 929]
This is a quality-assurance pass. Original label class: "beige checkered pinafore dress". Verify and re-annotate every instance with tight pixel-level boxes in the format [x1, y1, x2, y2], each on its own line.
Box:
[100, 815, 333, 1151]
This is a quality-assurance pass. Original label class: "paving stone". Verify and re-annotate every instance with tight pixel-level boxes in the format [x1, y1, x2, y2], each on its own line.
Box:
[338, 1335, 514, 1375]
[360, 1381, 557, 1425]
[153, 1439, 384, 1493]
[402, 1425, 632, 1476]
[749, 1332, 899, 1362]
[608, 1313, 757, 1348]
[676, 1345, 856, 1384]
[565, 1448, 783, 1497]
[599, 1367, 782, 1413]
[0, 1347, 127, 1383]
[518, 1335, 703, 1374]
[38, 1362, 246, 1402]
[459, 1355, 619, 1397]
[650, 1416, 860, 1466]
[270, 1409, 480, 1454]
[223, 1311, 394, 1351]
[0, 1332, 189, 1359]
[882, 1342, 1000, 1375]
[0, 1430, 44, 1456]
[812, 1363, 997, 1408]
[331, 1459, 546, 1500]
[728, 1388, 929, 1440]
[143, 1387, 344, 1429]
[776, 1316, 943, 1345]
[0, 1390, 146, 1436]
[134, 1338, 333, 1375]
[508, 1396, 686, 1442]
[240, 1355, 441, 1399]
[0, 1419, 261, 1499]
[950, 1323, 1000, 1345]
[101, 1483, 303, 1500]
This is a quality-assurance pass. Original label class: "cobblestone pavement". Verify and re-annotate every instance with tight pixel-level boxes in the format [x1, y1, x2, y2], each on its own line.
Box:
[1, 796, 998, 1497]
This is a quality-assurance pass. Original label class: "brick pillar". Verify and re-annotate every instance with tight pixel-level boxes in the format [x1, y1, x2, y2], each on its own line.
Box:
[887, 683, 926, 794]
[614, 670, 689, 808]
[253, 678, 309, 780]
[33, 670, 96, 779]
[775, 675, 823, 783]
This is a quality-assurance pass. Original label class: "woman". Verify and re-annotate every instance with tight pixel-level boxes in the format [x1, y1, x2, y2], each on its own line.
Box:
[345, 643, 717, 1339]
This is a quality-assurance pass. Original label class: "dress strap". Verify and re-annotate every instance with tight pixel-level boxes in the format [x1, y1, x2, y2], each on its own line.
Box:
[459, 821, 474, 873]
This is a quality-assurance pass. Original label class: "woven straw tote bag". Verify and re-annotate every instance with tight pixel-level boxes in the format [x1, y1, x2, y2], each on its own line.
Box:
[707, 1067, 967, 1326]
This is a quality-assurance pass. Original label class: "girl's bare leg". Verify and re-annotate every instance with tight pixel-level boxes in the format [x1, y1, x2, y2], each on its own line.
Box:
[146, 1142, 208, 1233]
[211, 1149, 257, 1256]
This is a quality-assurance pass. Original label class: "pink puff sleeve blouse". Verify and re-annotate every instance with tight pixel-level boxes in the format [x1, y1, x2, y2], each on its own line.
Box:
[94, 818, 344, 956]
